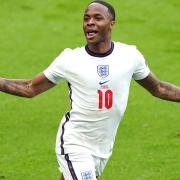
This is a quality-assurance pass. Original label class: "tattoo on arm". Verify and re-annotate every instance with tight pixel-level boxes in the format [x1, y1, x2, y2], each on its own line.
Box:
[157, 81, 180, 102]
[0, 78, 32, 98]
[0, 73, 55, 98]
[137, 73, 180, 102]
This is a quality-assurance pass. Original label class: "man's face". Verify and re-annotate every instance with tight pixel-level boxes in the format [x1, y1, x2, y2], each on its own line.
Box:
[83, 3, 115, 45]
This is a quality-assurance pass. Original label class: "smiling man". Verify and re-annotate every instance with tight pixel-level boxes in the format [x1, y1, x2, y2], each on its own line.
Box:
[83, 1, 115, 54]
[0, 0, 180, 180]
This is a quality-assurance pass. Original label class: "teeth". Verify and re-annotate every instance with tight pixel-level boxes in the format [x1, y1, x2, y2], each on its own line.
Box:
[87, 31, 97, 39]
[88, 32, 95, 35]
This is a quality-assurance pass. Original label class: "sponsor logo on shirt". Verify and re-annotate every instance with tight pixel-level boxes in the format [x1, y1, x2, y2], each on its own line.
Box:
[99, 80, 109, 85]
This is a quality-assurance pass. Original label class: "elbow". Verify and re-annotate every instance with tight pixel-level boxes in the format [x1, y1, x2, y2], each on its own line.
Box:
[26, 94, 35, 98]
[151, 90, 160, 98]
[150, 83, 163, 99]
[26, 91, 37, 98]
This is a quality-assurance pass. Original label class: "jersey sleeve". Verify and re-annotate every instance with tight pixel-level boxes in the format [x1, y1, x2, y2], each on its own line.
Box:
[132, 47, 150, 80]
[43, 49, 69, 84]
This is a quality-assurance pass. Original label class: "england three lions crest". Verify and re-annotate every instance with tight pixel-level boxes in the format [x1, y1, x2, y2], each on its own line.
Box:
[97, 65, 109, 78]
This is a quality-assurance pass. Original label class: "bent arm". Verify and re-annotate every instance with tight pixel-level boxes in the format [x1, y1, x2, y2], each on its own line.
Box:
[0, 73, 55, 98]
[136, 72, 180, 102]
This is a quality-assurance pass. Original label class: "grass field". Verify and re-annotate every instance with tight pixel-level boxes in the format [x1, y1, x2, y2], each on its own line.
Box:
[0, 0, 180, 179]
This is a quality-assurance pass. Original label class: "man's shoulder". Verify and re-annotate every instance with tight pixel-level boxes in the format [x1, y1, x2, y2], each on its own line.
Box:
[114, 41, 137, 50]
[62, 46, 85, 56]
[113, 41, 141, 57]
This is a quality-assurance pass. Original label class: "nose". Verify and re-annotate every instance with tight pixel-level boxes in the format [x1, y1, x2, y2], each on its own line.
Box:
[87, 18, 95, 26]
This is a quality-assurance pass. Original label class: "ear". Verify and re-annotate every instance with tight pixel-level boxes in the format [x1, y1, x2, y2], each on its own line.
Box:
[110, 21, 115, 30]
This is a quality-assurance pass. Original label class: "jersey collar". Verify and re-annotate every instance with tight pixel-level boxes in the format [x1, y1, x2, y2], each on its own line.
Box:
[85, 42, 114, 57]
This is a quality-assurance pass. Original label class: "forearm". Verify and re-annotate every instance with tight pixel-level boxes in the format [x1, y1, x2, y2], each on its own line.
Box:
[0, 73, 55, 98]
[153, 81, 180, 102]
[137, 73, 180, 102]
[0, 78, 34, 98]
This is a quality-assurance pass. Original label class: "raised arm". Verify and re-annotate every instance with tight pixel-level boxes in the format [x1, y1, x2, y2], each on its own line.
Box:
[0, 73, 55, 98]
[136, 72, 180, 102]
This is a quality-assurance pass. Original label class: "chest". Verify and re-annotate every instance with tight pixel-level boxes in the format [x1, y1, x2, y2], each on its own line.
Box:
[65, 55, 135, 91]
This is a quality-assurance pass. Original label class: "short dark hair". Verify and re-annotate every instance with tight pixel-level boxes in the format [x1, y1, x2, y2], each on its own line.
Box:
[89, 0, 116, 21]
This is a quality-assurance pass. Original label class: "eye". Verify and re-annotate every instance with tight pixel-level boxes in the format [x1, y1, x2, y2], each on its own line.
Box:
[96, 17, 102, 21]
[94, 15, 103, 21]
[84, 16, 90, 21]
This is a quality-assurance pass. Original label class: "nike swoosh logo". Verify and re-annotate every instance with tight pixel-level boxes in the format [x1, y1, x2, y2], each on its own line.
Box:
[99, 80, 109, 85]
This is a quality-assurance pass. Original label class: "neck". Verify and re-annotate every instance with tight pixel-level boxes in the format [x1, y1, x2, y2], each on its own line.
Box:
[87, 40, 112, 54]
[85, 41, 114, 57]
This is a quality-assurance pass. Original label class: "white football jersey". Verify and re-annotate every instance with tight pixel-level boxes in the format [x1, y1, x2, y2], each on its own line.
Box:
[43, 42, 150, 159]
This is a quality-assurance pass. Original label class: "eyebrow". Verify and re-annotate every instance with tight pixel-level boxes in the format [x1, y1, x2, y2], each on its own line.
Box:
[84, 13, 104, 17]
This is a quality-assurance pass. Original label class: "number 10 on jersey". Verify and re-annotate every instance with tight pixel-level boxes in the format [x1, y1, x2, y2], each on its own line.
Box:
[97, 90, 113, 109]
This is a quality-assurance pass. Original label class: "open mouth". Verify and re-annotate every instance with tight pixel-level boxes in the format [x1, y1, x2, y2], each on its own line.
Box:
[86, 30, 98, 39]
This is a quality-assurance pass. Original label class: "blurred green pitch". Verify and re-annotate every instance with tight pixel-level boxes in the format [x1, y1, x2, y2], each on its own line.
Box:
[0, 0, 179, 179]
